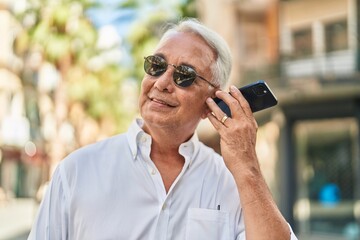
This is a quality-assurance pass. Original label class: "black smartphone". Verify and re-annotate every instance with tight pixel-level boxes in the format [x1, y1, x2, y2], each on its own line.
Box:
[213, 80, 278, 117]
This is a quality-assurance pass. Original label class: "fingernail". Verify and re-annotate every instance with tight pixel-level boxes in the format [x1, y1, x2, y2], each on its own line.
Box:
[230, 85, 237, 92]
[206, 97, 213, 103]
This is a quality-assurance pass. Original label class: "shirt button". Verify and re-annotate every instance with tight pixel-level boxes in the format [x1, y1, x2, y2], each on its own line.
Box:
[151, 169, 156, 175]
[162, 203, 167, 210]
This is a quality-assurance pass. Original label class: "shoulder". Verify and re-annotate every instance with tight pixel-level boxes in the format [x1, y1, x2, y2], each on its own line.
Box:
[69, 133, 126, 158]
[55, 133, 129, 193]
[198, 141, 223, 161]
[60, 133, 128, 172]
[195, 141, 228, 175]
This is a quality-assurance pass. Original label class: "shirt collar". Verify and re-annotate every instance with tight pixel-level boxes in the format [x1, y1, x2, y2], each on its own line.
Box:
[126, 118, 200, 167]
[126, 118, 146, 160]
[179, 133, 199, 168]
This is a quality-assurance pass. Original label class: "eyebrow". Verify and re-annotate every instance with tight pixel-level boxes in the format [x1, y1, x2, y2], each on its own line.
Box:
[153, 53, 200, 72]
[154, 53, 166, 59]
[150, 53, 218, 88]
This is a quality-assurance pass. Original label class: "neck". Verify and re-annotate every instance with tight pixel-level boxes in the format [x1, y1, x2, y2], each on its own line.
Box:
[142, 122, 196, 154]
[142, 122, 195, 193]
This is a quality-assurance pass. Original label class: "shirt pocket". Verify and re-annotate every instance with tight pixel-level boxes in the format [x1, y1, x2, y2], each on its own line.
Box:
[185, 208, 230, 240]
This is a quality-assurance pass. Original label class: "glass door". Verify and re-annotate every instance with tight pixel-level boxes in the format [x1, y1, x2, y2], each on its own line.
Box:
[293, 118, 360, 240]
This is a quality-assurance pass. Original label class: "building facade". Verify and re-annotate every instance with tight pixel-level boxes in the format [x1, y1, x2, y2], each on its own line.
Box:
[279, 0, 360, 239]
[198, 0, 360, 239]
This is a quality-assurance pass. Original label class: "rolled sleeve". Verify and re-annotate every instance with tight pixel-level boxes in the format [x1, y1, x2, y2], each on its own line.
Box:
[236, 223, 298, 240]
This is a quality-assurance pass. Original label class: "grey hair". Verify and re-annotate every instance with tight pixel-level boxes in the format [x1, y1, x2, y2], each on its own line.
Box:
[157, 18, 232, 89]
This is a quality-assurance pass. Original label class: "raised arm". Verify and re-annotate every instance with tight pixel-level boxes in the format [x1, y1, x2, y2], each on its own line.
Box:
[206, 85, 297, 240]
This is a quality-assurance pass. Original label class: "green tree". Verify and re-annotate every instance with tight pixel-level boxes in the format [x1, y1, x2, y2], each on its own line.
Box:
[119, 0, 197, 84]
[13, 0, 197, 171]
[14, 0, 133, 170]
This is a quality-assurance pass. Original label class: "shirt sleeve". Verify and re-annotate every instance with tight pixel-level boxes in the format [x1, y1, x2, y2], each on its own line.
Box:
[236, 223, 298, 240]
[27, 164, 69, 240]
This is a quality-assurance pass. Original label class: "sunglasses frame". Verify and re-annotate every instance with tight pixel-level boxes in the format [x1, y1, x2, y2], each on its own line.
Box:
[144, 55, 218, 88]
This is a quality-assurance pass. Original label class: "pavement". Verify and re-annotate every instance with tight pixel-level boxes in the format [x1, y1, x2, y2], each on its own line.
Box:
[0, 198, 38, 240]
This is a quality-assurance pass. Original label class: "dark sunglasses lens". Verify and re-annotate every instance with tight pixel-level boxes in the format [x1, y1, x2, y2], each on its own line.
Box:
[144, 56, 167, 76]
[173, 66, 196, 87]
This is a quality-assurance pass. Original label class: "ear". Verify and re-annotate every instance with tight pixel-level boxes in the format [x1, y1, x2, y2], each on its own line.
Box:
[210, 86, 221, 98]
[201, 89, 217, 119]
[201, 105, 211, 119]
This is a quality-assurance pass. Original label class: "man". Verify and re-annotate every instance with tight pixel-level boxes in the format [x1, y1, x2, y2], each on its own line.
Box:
[28, 18, 297, 240]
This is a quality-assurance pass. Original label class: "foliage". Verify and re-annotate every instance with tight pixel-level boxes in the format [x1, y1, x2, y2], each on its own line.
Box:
[14, 0, 132, 137]
[16, 0, 98, 65]
[13, 0, 198, 140]
[118, 0, 198, 85]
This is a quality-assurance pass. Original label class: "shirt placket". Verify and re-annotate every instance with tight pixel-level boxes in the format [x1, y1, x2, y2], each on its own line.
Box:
[138, 134, 170, 240]
[144, 158, 172, 240]
[139, 134, 194, 240]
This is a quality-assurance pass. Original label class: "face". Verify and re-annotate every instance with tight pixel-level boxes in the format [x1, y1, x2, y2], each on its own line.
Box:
[139, 32, 217, 135]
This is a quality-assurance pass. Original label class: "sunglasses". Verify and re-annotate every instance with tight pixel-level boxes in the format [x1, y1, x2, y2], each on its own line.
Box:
[143, 55, 218, 88]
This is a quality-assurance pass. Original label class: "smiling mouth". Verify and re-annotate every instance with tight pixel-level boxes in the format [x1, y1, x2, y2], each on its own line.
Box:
[151, 98, 176, 107]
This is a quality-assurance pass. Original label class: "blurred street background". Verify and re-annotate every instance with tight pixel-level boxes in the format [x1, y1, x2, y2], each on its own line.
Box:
[0, 0, 360, 239]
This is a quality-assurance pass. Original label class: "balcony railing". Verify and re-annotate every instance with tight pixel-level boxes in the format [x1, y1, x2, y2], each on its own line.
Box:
[282, 49, 356, 79]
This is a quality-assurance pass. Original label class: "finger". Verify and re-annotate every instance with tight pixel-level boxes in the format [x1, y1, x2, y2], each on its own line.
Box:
[215, 90, 245, 118]
[228, 85, 253, 118]
[206, 96, 230, 122]
[207, 111, 223, 131]
[220, 114, 230, 125]
[206, 98, 231, 128]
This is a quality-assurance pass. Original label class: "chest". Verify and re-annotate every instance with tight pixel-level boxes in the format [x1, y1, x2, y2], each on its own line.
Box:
[151, 154, 185, 193]
[66, 149, 240, 240]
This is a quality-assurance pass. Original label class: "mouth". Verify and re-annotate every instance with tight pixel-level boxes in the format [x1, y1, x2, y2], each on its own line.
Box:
[150, 97, 177, 107]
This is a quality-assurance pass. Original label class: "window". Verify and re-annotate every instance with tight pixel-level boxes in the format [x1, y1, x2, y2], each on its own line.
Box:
[292, 28, 313, 58]
[325, 20, 348, 52]
[294, 118, 360, 238]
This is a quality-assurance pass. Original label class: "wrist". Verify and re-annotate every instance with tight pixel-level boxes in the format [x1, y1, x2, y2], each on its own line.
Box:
[223, 151, 261, 178]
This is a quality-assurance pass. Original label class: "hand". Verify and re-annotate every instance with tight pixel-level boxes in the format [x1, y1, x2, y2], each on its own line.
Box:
[206, 86, 292, 240]
[206, 85, 259, 172]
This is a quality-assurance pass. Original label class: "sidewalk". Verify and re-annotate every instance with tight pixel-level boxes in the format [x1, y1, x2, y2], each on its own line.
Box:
[0, 198, 38, 240]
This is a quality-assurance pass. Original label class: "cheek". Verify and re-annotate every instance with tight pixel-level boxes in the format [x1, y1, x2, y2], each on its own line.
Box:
[139, 77, 150, 105]
[141, 76, 154, 95]
[182, 93, 208, 114]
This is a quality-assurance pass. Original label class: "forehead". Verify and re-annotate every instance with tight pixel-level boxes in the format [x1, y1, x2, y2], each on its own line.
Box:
[154, 32, 216, 67]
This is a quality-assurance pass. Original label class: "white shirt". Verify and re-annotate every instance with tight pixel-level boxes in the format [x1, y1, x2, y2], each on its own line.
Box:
[28, 119, 297, 240]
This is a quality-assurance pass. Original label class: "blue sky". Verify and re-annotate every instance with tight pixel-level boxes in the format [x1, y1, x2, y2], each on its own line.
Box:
[86, 0, 182, 37]
[86, 0, 137, 37]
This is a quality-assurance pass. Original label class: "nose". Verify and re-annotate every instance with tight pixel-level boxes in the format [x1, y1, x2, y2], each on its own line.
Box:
[153, 66, 175, 92]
